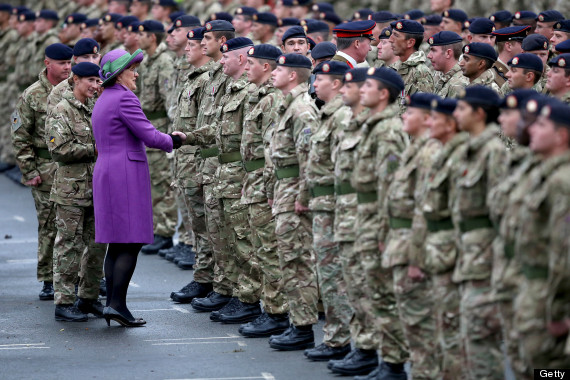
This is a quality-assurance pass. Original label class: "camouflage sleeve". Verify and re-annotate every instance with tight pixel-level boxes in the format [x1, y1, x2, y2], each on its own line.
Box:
[158, 54, 174, 118]
[11, 94, 39, 181]
[185, 83, 217, 146]
[487, 141, 508, 193]
[45, 104, 95, 164]
[262, 94, 279, 200]
[294, 103, 318, 207]
[330, 107, 351, 165]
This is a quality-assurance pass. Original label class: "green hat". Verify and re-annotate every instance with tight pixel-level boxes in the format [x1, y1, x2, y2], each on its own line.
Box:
[99, 48, 144, 86]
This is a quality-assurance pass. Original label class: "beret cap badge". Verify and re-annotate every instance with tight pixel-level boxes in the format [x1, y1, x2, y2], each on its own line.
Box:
[515, 12, 521, 19]
[367, 67, 375, 75]
[248, 47, 254, 55]
[464, 45, 470, 53]
[512, 57, 519, 65]
[506, 95, 517, 108]
[322, 63, 330, 72]
[206, 23, 212, 30]
[138, 24, 144, 31]
[538, 15, 544, 21]
[222, 44, 228, 52]
[428, 37, 434, 44]
[541, 105, 551, 117]
[345, 72, 353, 81]
[526, 99, 538, 113]
[279, 56, 286, 64]
[560, 58, 567, 67]
[396, 22, 403, 30]
[431, 99, 438, 108]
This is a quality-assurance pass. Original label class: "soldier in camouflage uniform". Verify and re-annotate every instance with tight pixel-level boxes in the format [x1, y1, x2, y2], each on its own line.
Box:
[367, 12, 397, 68]
[97, 13, 123, 56]
[451, 86, 508, 380]
[14, 11, 38, 95]
[267, 53, 319, 351]
[334, 67, 410, 378]
[546, 54, 570, 104]
[136, 20, 177, 254]
[375, 27, 399, 69]
[422, 98, 469, 380]
[59, 13, 87, 47]
[383, 93, 442, 380]
[189, 20, 236, 312]
[388, 20, 434, 112]
[45, 62, 106, 322]
[170, 27, 216, 303]
[521, 34, 550, 95]
[11, 43, 73, 301]
[501, 53, 544, 94]
[238, 44, 290, 337]
[304, 61, 353, 361]
[427, 31, 469, 98]
[460, 43, 504, 95]
[30, 11, 60, 80]
[513, 100, 570, 378]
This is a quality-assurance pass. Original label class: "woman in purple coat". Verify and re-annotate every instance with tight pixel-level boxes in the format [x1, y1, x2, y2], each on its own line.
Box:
[92, 49, 185, 327]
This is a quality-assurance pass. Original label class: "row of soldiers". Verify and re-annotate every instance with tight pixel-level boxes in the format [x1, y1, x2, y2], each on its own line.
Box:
[5, 2, 570, 380]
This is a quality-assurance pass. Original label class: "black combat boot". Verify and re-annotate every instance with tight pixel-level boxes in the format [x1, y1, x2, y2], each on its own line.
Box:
[75, 298, 104, 317]
[176, 245, 195, 269]
[304, 343, 351, 361]
[239, 312, 290, 337]
[329, 348, 379, 376]
[170, 281, 212, 303]
[55, 304, 88, 322]
[191, 291, 232, 312]
[269, 324, 315, 351]
[39, 281, 54, 300]
[218, 300, 261, 324]
[141, 235, 173, 254]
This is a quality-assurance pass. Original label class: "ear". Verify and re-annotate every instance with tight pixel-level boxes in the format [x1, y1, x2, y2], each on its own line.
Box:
[445, 48, 453, 59]
[332, 78, 343, 91]
[378, 87, 389, 101]
[467, 34, 473, 43]
[525, 71, 535, 83]
[406, 37, 415, 49]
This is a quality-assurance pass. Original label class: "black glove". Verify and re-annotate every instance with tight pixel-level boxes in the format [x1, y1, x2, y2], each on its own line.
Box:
[170, 134, 183, 149]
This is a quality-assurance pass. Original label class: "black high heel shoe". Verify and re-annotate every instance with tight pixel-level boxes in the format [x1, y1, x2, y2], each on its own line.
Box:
[103, 306, 146, 327]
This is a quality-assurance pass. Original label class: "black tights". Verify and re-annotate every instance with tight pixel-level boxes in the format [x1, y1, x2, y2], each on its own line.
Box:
[104, 243, 143, 320]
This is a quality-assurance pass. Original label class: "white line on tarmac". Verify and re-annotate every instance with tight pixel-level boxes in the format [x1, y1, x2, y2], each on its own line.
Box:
[171, 305, 190, 314]
[261, 374, 276, 380]
[13, 215, 25, 222]
[0, 343, 45, 347]
[5, 259, 36, 264]
[164, 376, 270, 380]
[0, 239, 37, 245]
[145, 336, 242, 342]
[0, 347, 50, 350]
[237, 341, 247, 347]
[129, 281, 140, 288]
[151, 341, 242, 346]
[0, 343, 50, 350]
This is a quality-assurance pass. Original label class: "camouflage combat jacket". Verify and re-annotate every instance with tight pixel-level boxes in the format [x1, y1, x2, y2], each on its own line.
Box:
[0, 28, 18, 79]
[469, 69, 503, 95]
[561, 91, 570, 104]
[394, 50, 434, 108]
[269, 82, 318, 215]
[306, 94, 351, 212]
[45, 91, 96, 207]
[11, 68, 57, 191]
[47, 76, 97, 116]
[168, 55, 193, 121]
[434, 63, 468, 98]
[14, 34, 38, 91]
[452, 124, 507, 283]
[30, 29, 60, 78]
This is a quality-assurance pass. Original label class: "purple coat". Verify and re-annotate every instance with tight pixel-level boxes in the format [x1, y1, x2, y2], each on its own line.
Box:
[92, 84, 173, 244]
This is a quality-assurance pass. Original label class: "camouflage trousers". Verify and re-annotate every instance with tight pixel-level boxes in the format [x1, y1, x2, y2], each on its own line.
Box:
[459, 280, 503, 380]
[498, 300, 525, 378]
[248, 201, 287, 314]
[222, 197, 261, 303]
[313, 211, 352, 347]
[184, 185, 214, 284]
[339, 242, 376, 350]
[393, 265, 440, 379]
[275, 211, 318, 326]
[174, 186, 194, 246]
[31, 189, 56, 282]
[432, 271, 463, 380]
[204, 183, 232, 295]
[0, 120, 15, 164]
[147, 149, 177, 237]
[53, 204, 106, 304]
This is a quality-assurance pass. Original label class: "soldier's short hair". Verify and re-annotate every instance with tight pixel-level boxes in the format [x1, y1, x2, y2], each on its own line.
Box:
[153, 31, 165, 45]
[212, 30, 236, 41]
[309, 30, 329, 42]
[287, 66, 312, 84]
[470, 103, 499, 124]
[521, 68, 542, 84]
[253, 57, 277, 70]
[443, 41, 463, 60]
[404, 32, 423, 51]
[376, 81, 400, 104]
[336, 36, 366, 51]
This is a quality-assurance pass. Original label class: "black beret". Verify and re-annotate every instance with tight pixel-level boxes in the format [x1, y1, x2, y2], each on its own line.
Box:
[0, 4, 11, 13]
[66, 13, 87, 25]
[457, 85, 500, 106]
[278, 0, 294, 6]
[37, 10, 59, 21]
[524, 94, 550, 115]
[313, 60, 350, 75]
[431, 97, 457, 115]
[379, 27, 392, 40]
[548, 53, 570, 68]
[540, 99, 570, 127]
[352, 9, 373, 21]
[318, 12, 342, 25]
[99, 13, 122, 24]
[174, 15, 200, 28]
[537, 10, 564, 23]
[390, 19, 424, 35]
[499, 89, 538, 109]
[235, 6, 257, 16]
[127, 21, 141, 32]
[282, 25, 306, 41]
[139, 19, 164, 32]
[492, 25, 531, 42]
[508, 53, 543, 72]
[45, 43, 73, 60]
[204, 19, 234, 32]
[556, 40, 570, 53]
[369, 11, 397, 23]
[463, 42, 498, 62]
[221, 37, 253, 53]
[468, 18, 496, 34]
[18, 11, 36, 22]
[442, 9, 468, 23]
[428, 31, 462, 46]
[522, 34, 549, 51]
[343, 67, 368, 83]
[312, 3, 334, 13]
[278, 18, 300, 27]
[403, 9, 424, 21]
[276, 53, 312, 69]
[307, 36, 316, 50]
[71, 62, 100, 77]
[154, 0, 178, 6]
[513, 11, 537, 21]
[12, 6, 30, 16]
[116, 15, 139, 29]
[208, 12, 233, 23]
[168, 11, 185, 23]
[82, 19, 99, 29]
[311, 41, 337, 59]
[406, 92, 438, 110]
[554, 20, 570, 33]
[187, 26, 205, 40]
[303, 19, 330, 34]
[247, 44, 282, 60]
[253, 12, 278, 26]
[490, 10, 512, 24]
[73, 38, 100, 56]
[423, 14, 442, 26]
[366, 67, 405, 92]
[287, 0, 311, 6]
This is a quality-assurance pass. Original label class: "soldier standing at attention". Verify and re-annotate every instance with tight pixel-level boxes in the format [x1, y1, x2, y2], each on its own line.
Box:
[422, 97, 468, 380]
[427, 31, 469, 98]
[546, 54, 570, 104]
[329, 20, 375, 68]
[460, 42, 503, 94]
[30, 10, 60, 78]
[502, 53, 543, 93]
[60, 13, 87, 47]
[45, 62, 106, 322]
[169, 27, 215, 304]
[451, 86, 507, 380]
[130, 0, 152, 21]
[367, 11, 397, 67]
[136, 20, 177, 255]
[96, 13, 123, 56]
[11, 43, 73, 301]
[376, 27, 399, 69]
[304, 61, 353, 362]
[237, 44, 290, 337]
[439, 9, 467, 36]
[280, 26, 310, 56]
[14, 11, 38, 94]
[491, 26, 531, 88]
[267, 53, 320, 351]
[382, 92, 443, 380]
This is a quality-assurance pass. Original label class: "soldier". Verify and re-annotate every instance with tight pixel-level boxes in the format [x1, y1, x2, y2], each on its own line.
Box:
[492, 25, 532, 88]
[274, 17, 299, 45]
[267, 53, 319, 351]
[232, 7, 256, 38]
[422, 97, 468, 380]
[514, 99, 570, 378]
[460, 42, 503, 94]
[383, 93, 442, 380]
[114, 15, 140, 51]
[489, 10, 512, 30]
[108, 0, 130, 15]
[466, 18, 495, 46]
[170, 26, 215, 304]
[329, 20, 374, 69]
[546, 54, 570, 104]
[427, 31, 469, 98]
[303, 19, 330, 44]
[237, 44, 290, 337]
[280, 26, 309, 56]
[287, 0, 311, 20]
[317, 12, 342, 39]
[96, 13, 123, 56]
[534, 10, 564, 40]
[430, 0, 452, 15]
[550, 20, 570, 49]
[420, 15, 442, 59]
[45, 62, 106, 322]
[14, 11, 38, 94]
[76, 0, 105, 19]
[130, 0, 152, 21]
[522, 34, 550, 93]
[439, 9, 468, 35]
[135, 20, 177, 255]
[31, 10, 61, 78]
[60, 13, 87, 47]
[11, 43, 73, 301]
[367, 11, 397, 67]
[151, 0, 179, 25]
[502, 53, 543, 93]
[303, 61, 353, 362]
[451, 86, 507, 380]
[189, 20, 236, 313]
[251, 13, 278, 44]
[123, 20, 142, 53]
[79, 18, 99, 39]
[310, 42, 337, 66]
[375, 28, 399, 69]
